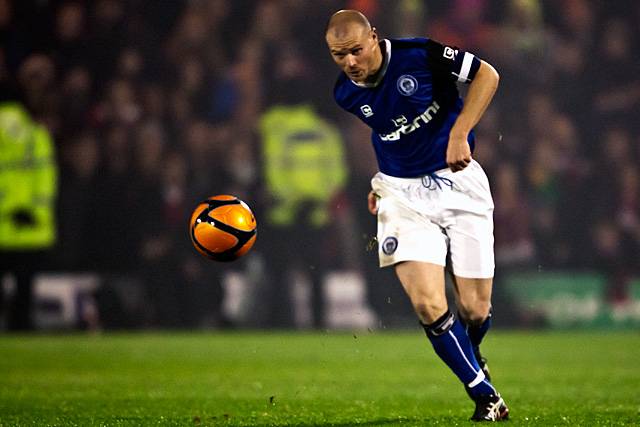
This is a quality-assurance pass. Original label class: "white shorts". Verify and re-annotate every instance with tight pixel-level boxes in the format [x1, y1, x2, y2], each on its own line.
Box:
[371, 160, 495, 278]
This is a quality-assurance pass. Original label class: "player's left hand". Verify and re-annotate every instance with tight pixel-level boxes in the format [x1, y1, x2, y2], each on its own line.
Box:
[446, 134, 472, 172]
[367, 190, 380, 215]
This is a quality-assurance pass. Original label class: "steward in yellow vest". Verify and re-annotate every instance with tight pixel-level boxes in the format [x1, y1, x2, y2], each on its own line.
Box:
[0, 101, 58, 330]
[259, 103, 347, 328]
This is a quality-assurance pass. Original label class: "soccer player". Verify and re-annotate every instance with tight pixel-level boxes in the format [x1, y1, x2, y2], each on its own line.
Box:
[325, 10, 508, 421]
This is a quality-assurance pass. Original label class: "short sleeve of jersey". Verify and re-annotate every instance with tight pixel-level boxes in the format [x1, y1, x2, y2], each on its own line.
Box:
[425, 39, 481, 84]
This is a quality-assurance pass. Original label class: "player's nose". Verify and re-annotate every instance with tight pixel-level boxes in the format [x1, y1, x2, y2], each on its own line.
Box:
[346, 54, 357, 67]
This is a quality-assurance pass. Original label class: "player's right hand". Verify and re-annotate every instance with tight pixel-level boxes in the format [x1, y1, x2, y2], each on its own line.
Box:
[368, 190, 380, 215]
[446, 134, 472, 172]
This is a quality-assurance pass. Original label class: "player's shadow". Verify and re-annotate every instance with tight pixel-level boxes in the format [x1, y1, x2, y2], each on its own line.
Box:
[295, 418, 424, 426]
[252, 415, 472, 426]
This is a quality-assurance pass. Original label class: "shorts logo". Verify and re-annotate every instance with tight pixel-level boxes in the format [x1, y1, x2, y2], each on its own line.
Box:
[397, 75, 418, 96]
[382, 236, 398, 255]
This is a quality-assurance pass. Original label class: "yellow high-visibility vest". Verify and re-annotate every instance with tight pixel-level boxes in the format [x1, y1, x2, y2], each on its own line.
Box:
[260, 104, 347, 227]
[0, 102, 57, 249]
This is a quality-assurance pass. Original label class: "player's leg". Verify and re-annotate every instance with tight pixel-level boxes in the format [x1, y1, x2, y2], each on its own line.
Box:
[450, 275, 493, 379]
[438, 159, 496, 377]
[373, 172, 505, 418]
[451, 276, 492, 326]
[395, 261, 447, 323]
[7, 253, 36, 331]
[450, 275, 509, 422]
[395, 261, 497, 398]
[442, 161, 508, 420]
[447, 236, 509, 420]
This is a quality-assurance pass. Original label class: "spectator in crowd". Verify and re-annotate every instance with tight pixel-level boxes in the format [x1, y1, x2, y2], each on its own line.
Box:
[590, 219, 634, 305]
[427, 0, 497, 54]
[493, 163, 535, 268]
[56, 132, 99, 271]
[590, 17, 640, 126]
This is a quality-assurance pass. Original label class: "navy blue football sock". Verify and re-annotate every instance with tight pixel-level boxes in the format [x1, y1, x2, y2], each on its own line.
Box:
[422, 311, 496, 397]
[462, 307, 492, 354]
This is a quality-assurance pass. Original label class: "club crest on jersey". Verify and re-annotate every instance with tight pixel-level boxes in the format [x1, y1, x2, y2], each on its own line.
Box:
[397, 75, 418, 96]
[382, 236, 398, 255]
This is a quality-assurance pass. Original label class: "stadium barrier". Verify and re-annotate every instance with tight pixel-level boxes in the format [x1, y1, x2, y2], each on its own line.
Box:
[1, 273, 100, 330]
[504, 271, 640, 329]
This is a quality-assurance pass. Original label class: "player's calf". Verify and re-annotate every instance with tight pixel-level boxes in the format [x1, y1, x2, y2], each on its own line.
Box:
[421, 310, 496, 398]
[459, 308, 493, 382]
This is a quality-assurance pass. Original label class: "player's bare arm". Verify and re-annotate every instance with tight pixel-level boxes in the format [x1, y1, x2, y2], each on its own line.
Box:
[447, 60, 499, 172]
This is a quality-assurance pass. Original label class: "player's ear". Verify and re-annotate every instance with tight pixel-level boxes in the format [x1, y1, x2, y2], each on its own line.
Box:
[371, 27, 378, 41]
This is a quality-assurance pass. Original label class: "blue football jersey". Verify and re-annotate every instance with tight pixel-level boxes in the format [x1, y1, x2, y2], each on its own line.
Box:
[333, 38, 481, 177]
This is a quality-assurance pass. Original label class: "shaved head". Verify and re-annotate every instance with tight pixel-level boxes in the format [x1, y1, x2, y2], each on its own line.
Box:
[326, 9, 371, 39]
[325, 9, 382, 83]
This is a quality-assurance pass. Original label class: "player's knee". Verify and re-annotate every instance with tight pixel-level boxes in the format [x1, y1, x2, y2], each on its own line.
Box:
[413, 300, 448, 324]
[460, 301, 491, 326]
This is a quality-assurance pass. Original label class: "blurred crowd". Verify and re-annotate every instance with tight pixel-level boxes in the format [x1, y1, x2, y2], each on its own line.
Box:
[1, 0, 639, 329]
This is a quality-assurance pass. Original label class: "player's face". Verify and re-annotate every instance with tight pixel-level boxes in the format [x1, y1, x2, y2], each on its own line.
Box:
[326, 25, 380, 83]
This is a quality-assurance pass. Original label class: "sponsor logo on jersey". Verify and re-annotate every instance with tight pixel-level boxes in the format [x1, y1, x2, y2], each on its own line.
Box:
[443, 46, 458, 60]
[396, 75, 418, 96]
[382, 236, 398, 255]
[360, 104, 374, 117]
[379, 100, 441, 142]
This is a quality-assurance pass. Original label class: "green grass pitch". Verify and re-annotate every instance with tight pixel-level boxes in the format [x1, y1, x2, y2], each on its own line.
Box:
[1, 331, 638, 426]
